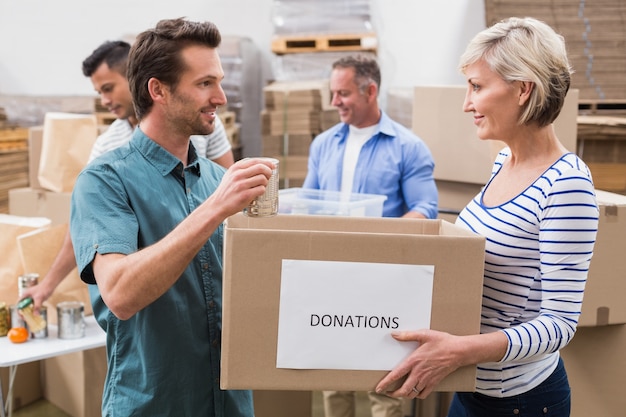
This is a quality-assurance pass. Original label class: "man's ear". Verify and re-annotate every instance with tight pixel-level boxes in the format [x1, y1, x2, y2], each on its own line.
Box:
[147, 78, 167, 102]
[366, 82, 378, 102]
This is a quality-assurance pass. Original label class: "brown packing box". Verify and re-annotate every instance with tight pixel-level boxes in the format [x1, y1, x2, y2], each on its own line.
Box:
[28, 126, 43, 189]
[578, 190, 626, 326]
[9, 187, 71, 226]
[254, 391, 311, 417]
[0, 362, 43, 412]
[412, 86, 579, 184]
[561, 324, 626, 417]
[42, 347, 107, 417]
[221, 213, 486, 392]
[435, 180, 483, 223]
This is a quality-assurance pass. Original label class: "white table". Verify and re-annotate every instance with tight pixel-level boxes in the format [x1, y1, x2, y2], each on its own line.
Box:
[0, 315, 105, 417]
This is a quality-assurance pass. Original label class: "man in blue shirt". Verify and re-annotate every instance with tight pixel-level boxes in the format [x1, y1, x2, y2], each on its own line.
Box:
[303, 55, 437, 219]
[303, 55, 438, 416]
[70, 18, 274, 416]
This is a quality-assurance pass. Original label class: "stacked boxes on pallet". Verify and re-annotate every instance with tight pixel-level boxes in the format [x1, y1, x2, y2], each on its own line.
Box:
[264, 0, 377, 187]
[219, 36, 264, 159]
[485, 0, 626, 199]
[484, 0, 626, 101]
[261, 79, 337, 187]
[0, 124, 29, 214]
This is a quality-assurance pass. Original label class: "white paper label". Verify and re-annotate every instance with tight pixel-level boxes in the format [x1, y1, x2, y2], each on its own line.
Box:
[276, 259, 434, 371]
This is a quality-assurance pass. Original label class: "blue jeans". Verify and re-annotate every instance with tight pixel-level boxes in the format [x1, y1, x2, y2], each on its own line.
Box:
[447, 357, 570, 417]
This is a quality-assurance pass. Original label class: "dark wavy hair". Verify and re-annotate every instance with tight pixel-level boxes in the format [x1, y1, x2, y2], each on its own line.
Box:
[128, 17, 222, 120]
[82, 40, 130, 77]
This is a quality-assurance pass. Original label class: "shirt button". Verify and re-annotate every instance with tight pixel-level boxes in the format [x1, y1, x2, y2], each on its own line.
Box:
[93, 244, 99, 249]
[513, 409, 520, 415]
[202, 263, 209, 270]
[543, 407, 548, 414]
[186, 187, 191, 194]
[208, 301, 215, 309]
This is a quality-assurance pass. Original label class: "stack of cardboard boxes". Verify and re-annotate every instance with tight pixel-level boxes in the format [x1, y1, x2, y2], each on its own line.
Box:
[261, 79, 339, 188]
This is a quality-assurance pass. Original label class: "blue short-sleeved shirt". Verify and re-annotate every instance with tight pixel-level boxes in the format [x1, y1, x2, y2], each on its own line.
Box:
[302, 111, 438, 218]
[70, 128, 253, 417]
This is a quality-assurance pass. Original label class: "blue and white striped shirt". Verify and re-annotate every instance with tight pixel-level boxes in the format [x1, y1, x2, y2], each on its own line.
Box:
[456, 148, 599, 397]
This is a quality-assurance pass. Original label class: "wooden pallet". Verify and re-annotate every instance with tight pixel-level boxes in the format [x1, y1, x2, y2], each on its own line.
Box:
[579, 99, 626, 116]
[271, 32, 377, 55]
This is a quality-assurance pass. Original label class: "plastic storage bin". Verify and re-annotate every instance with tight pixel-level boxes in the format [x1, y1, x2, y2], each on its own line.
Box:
[278, 188, 387, 217]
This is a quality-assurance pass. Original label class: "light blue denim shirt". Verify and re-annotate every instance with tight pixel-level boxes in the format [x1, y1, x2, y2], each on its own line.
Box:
[71, 128, 253, 417]
[302, 111, 438, 218]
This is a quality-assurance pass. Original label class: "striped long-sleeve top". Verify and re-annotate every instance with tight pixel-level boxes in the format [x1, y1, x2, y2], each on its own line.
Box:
[456, 148, 599, 397]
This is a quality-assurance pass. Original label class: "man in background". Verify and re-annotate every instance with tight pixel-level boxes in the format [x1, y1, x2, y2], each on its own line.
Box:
[303, 55, 439, 417]
[19, 39, 234, 310]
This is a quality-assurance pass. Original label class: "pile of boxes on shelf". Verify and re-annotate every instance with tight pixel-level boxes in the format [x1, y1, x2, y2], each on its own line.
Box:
[218, 36, 264, 159]
[261, 79, 338, 187]
[262, 0, 377, 187]
[2, 112, 106, 417]
[0, 109, 29, 214]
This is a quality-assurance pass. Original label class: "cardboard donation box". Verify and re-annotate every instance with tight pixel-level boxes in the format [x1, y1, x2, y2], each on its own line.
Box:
[578, 190, 626, 326]
[221, 213, 486, 392]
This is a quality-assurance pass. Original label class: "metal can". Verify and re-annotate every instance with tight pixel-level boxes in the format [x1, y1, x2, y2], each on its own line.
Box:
[18, 273, 39, 297]
[243, 157, 280, 217]
[0, 301, 9, 337]
[57, 301, 85, 339]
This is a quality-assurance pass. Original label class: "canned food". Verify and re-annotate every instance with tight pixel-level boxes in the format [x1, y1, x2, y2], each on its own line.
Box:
[243, 157, 280, 217]
[17, 297, 47, 334]
[57, 301, 85, 339]
[0, 302, 9, 337]
[18, 273, 39, 297]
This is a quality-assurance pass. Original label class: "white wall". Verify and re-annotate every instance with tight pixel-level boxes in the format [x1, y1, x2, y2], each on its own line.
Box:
[0, 0, 485, 98]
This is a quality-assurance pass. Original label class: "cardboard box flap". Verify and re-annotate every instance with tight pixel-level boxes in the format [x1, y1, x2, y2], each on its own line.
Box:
[595, 189, 626, 206]
[226, 213, 479, 238]
[221, 213, 485, 392]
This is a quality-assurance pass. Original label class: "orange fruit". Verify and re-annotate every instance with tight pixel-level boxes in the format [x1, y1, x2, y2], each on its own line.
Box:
[8, 327, 29, 343]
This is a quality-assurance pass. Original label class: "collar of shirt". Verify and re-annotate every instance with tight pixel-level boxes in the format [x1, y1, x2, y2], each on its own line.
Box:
[131, 128, 201, 177]
[332, 110, 397, 144]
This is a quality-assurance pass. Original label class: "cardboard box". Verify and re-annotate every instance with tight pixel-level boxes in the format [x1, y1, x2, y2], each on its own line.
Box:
[412, 86, 579, 184]
[9, 187, 71, 226]
[561, 324, 626, 417]
[42, 347, 107, 417]
[254, 390, 311, 417]
[28, 126, 44, 189]
[435, 180, 483, 223]
[578, 190, 626, 326]
[0, 361, 42, 412]
[221, 213, 486, 392]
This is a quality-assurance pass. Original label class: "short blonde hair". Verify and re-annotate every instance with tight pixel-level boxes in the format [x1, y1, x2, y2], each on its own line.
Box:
[459, 17, 572, 127]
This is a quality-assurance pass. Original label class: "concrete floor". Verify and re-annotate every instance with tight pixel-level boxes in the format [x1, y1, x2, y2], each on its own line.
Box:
[11, 391, 423, 417]
[12, 399, 70, 417]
